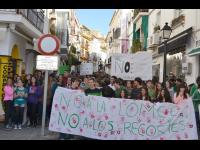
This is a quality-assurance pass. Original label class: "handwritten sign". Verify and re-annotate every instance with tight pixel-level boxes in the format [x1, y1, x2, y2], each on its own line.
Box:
[49, 87, 198, 140]
[36, 55, 59, 71]
[80, 63, 93, 75]
[111, 52, 152, 80]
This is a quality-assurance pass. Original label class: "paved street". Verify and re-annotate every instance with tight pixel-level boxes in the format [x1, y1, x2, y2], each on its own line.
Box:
[0, 123, 59, 140]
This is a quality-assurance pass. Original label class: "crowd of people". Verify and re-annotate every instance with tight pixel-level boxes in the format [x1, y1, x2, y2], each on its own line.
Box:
[2, 70, 200, 139]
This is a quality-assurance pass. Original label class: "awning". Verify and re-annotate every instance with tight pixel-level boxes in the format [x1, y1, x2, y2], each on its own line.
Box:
[158, 27, 193, 54]
[188, 47, 200, 56]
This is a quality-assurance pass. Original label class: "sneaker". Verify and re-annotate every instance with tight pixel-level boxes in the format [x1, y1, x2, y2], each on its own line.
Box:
[14, 125, 18, 130]
[18, 124, 22, 130]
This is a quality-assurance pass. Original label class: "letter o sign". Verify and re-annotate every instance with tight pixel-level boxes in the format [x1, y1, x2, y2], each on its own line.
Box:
[124, 62, 130, 73]
[38, 34, 60, 55]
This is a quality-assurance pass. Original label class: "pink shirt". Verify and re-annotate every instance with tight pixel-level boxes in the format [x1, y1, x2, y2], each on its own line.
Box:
[173, 94, 188, 104]
[3, 85, 14, 101]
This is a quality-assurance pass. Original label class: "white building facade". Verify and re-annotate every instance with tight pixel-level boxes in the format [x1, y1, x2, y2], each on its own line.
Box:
[148, 9, 200, 84]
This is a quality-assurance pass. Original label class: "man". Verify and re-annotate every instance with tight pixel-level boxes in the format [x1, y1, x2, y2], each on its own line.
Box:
[192, 76, 200, 138]
[109, 76, 117, 91]
[113, 79, 127, 98]
[101, 78, 115, 98]
[174, 78, 183, 93]
[131, 77, 143, 100]
[85, 78, 102, 96]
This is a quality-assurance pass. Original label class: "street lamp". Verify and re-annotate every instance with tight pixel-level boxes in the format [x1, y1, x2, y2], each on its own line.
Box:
[161, 22, 172, 88]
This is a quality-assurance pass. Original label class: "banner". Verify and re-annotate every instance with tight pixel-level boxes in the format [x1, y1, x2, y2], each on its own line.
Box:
[111, 52, 152, 80]
[49, 87, 198, 140]
[80, 63, 93, 75]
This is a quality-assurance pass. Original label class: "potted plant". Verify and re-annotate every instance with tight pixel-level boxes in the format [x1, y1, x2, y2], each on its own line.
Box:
[131, 39, 142, 53]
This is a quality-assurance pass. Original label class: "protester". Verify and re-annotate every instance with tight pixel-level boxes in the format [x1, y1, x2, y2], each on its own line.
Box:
[174, 78, 183, 93]
[101, 78, 115, 98]
[13, 80, 27, 129]
[36, 71, 43, 86]
[27, 76, 43, 127]
[139, 86, 149, 101]
[113, 79, 127, 98]
[166, 80, 174, 101]
[192, 76, 200, 138]
[146, 80, 156, 102]
[131, 77, 143, 100]
[126, 81, 132, 99]
[3, 78, 14, 129]
[109, 76, 117, 91]
[156, 82, 163, 101]
[85, 78, 102, 96]
[157, 88, 172, 103]
[62, 71, 69, 86]
[120, 90, 128, 99]
[173, 83, 188, 104]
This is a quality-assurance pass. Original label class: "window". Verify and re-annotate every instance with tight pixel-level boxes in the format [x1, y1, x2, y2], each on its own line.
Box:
[174, 9, 183, 18]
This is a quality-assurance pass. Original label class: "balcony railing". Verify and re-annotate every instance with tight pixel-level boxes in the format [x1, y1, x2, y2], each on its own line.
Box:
[0, 9, 44, 33]
[133, 9, 149, 19]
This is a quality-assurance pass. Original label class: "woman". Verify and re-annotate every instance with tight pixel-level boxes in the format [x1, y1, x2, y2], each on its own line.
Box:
[13, 80, 27, 129]
[3, 78, 14, 128]
[157, 88, 172, 103]
[173, 84, 189, 104]
[147, 80, 156, 102]
[156, 82, 163, 101]
[120, 90, 128, 99]
[27, 76, 42, 127]
[166, 80, 174, 101]
[140, 86, 150, 101]
[126, 81, 132, 99]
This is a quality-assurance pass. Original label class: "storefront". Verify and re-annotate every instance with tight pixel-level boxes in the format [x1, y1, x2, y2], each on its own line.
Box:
[158, 27, 193, 82]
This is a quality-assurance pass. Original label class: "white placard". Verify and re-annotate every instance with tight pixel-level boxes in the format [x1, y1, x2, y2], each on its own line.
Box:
[111, 51, 152, 80]
[80, 63, 93, 75]
[49, 87, 198, 140]
[36, 55, 59, 71]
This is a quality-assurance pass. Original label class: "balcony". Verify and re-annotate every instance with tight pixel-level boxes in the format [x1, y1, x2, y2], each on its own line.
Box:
[171, 14, 185, 29]
[0, 9, 45, 37]
[133, 9, 149, 19]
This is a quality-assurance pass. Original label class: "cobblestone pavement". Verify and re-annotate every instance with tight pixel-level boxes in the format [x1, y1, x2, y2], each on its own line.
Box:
[0, 123, 59, 140]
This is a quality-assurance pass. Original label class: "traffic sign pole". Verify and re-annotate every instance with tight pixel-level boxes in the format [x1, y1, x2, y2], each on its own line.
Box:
[41, 70, 48, 136]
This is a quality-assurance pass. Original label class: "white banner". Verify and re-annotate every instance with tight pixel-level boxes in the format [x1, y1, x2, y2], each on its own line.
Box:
[111, 52, 152, 80]
[80, 63, 93, 75]
[49, 87, 198, 140]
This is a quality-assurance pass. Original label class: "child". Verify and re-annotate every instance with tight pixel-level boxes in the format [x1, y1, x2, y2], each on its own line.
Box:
[13, 80, 27, 129]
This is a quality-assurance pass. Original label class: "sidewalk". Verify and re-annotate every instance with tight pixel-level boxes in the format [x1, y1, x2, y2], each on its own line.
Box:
[0, 123, 59, 140]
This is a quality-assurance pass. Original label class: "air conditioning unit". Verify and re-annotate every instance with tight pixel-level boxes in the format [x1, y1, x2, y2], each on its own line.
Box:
[182, 63, 192, 75]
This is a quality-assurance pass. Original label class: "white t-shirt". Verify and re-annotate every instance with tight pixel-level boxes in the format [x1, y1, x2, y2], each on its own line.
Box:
[108, 84, 116, 91]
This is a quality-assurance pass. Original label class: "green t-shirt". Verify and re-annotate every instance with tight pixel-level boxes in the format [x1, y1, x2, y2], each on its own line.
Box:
[192, 89, 200, 112]
[148, 87, 156, 100]
[85, 88, 102, 96]
[190, 84, 197, 97]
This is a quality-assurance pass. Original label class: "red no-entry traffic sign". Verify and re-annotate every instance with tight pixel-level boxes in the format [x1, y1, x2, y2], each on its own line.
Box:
[38, 34, 60, 55]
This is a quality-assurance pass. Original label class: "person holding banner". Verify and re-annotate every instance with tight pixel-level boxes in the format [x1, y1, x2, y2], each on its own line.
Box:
[131, 77, 143, 100]
[157, 88, 172, 103]
[173, 83, 189, 105]
[85, 78, 102, 96]
[192, 76, 200, 138]
[113, 79, 127, 98]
